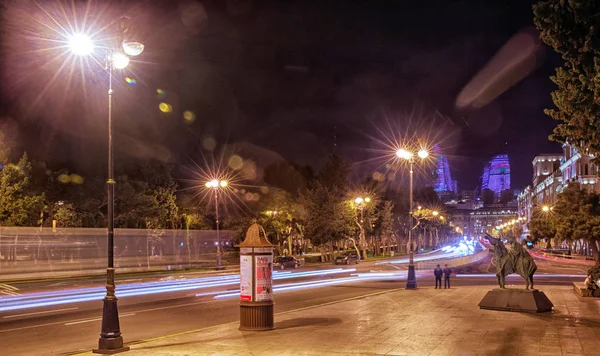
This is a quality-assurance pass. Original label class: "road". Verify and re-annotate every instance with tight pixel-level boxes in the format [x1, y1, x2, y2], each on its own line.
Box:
[0, 251, 590, 356]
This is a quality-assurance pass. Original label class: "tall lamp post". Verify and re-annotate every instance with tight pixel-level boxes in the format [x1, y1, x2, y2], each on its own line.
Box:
[396, 147, 429, 290]
[354, 197, 371, 258]
[68, 28, 144, 354]
[205, 179, 228, 268]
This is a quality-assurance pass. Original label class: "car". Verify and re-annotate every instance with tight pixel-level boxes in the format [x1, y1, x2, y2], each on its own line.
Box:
[273, 256, 302, 270]
[334, 251, 360, 265]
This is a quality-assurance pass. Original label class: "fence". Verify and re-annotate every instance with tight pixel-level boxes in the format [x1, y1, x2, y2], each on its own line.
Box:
[0, 227, 238, 281]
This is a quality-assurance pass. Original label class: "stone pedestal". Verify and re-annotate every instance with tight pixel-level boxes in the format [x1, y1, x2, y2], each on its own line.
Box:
[478, 288, 553, 313]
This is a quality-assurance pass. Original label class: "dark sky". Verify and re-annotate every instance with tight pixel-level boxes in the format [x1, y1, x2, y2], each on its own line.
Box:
[0, 0, 562, 191]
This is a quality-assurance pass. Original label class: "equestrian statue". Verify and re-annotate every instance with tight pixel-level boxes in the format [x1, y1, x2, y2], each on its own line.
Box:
[484, 232, 537, 290]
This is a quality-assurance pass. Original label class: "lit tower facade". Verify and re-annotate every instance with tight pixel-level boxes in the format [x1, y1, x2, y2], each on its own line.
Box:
[433, 145, 457, 199]
[481, 154, 511, 198]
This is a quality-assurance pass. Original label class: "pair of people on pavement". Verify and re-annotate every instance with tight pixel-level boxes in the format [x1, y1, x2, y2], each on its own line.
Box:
[433, 264, 452, 289]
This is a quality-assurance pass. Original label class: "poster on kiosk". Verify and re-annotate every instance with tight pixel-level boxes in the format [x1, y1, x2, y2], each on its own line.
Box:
[254, 255, 273, 301]
[240, 255, 253, 301]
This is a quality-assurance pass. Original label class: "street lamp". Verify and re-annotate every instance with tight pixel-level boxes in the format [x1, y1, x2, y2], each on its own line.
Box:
[354, 196, 371, 258]
[68, 28, 144, 354]
[395, 146, 429, 290]
[205, 179, 228, 268]
[542, 205, 550, 212]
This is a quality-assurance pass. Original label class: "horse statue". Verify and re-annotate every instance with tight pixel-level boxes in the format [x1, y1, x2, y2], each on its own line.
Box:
[484, 233, 537, 290]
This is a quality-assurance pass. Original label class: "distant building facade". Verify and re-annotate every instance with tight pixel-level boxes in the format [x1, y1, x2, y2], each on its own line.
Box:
[517, 143, 600, 233]
[481, 154, 511, 199]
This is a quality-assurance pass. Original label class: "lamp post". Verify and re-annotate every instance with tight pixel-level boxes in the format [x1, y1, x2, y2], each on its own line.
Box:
[396, 147, 429, 290]
[354, 197, 371, 258]
[205, 179, 228, 268]
[68, 27, 145, 354]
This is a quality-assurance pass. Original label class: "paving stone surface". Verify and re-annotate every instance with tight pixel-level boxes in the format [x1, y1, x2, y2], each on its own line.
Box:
[117, 285, 600, 356]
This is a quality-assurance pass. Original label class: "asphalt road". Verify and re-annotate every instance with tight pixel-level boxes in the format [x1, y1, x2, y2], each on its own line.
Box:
[0, 253, 589, 356]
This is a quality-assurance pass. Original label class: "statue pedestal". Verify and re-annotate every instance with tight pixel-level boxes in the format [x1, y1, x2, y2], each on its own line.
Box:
[479, 288, 553, 313]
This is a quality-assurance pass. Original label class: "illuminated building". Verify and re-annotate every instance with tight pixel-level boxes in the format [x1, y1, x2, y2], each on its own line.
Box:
[433, 145, 457, 200]
[481, 154, 510, 198]
[518, 143, 600, 239]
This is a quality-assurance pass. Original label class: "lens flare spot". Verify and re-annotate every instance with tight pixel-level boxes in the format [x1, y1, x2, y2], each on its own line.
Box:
[372, 172, 385, 182]
[70, 174, 84, 184]
[58, 174, 70, 184]
[125, 77, 137, 85]
[202, 137, 216, 150]
[183, 110, 196, 123]
[244, 193, 253, 201]
[228, 155, 243, 170]
[260, 186, 269, 194]
[159, 102, 172, 113]
[241, 160, 257, 180]
[156, 88, 164, 94]
[387, 173, 396, 181]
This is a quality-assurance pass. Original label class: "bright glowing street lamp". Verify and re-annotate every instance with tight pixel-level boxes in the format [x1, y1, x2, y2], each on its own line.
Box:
[67, 33, 94, 56]
[354, 196, 371, 258]
[542, 205, 550, 212]
[432, 211, 439, 216]
[395, 146, 430, 290]
[206, 179, 228, 268]
[67, 27, 144, 354]
[417, 149, 429, 159]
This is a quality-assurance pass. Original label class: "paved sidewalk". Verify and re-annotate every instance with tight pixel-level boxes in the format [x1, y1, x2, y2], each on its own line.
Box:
[76, 285, 600, 356]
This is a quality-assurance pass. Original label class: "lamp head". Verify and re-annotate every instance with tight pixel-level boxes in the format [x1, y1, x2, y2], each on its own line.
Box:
[112, 52, 130, 69]
[355, 197, 364, 204]
[68, 33, 94, 56]
[122, 41, 144, 56]
[396, 149, 413, 160]
[417, 149, 429, 159]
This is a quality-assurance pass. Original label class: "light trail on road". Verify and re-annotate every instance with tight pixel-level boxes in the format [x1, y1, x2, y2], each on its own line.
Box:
[0, 268, 356, 312]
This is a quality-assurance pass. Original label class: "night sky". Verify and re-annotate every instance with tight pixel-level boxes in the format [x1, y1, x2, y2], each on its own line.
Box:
[0, 0, 562, 191]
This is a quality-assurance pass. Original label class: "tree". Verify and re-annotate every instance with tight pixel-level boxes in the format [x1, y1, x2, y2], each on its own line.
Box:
[302, 183, 355, 261]
[374, 200, 394, 255]
[318, 152, 350, 191]
[553, 183, 600, 262]
[0, 153, 45, 226]
[528, 207, 557, 247]
[534, 1, 600, 155]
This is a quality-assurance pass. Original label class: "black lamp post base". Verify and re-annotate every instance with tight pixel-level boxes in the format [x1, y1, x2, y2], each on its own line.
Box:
[93, 282, 128, 354]
[93, 344, 129, 355]
[406, 264, 418, 290]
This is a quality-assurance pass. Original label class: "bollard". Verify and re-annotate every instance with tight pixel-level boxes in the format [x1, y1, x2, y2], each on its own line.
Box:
[238, 224, 275, 331]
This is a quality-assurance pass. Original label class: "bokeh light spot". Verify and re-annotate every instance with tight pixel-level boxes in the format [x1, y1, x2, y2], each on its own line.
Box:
[159, 102, 172, 113]
[228, 155, 243, 170]
[260, 186, 269, 194]
[202, 137, 216, 150]
[244, 193, 253, 201]
[58, 174, 70, 184]
[70, 174, 84, 184]
[183, 110, 196, 123]
[241, 160, 257, 180]
[372, 172, 385, 182]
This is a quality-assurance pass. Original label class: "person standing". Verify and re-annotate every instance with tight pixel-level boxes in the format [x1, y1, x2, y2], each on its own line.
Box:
[434, 264, 443, 289]
[443, 264, 452, 289]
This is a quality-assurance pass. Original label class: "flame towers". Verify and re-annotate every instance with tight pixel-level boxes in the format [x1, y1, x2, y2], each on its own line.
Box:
[481, 154, 511, 198]
[433, 146, 457, 199]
